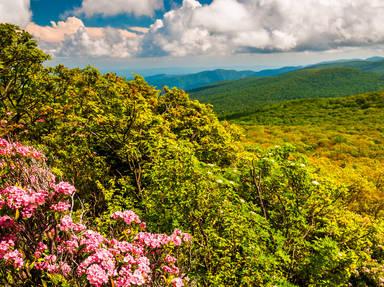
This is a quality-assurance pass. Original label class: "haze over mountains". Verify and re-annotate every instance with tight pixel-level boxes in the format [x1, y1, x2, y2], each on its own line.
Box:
[145, 66, 300, 90]
[191, 67, 384, 118]
[144, 56, 384, 92]
[142, 56, 384, 120]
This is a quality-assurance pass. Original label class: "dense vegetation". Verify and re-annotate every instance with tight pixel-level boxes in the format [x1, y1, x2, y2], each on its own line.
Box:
[308, 57, 384, 74]
[0, 139, 190, 286]
[1, 24, 384, 286]
[237, 92, 384, 220]
[191, 67, 384, 118]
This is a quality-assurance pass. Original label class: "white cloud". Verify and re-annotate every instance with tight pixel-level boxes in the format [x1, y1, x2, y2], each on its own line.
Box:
[74, 0, 163, 17]
[0, 0, 31, 27]
[22, 0, 384, 59]
[139, 0, 384, 56]
[27, 17, 142, 58]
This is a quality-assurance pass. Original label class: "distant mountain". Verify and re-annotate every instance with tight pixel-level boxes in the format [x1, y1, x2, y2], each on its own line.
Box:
[308, 57, 384, 74]
[190, 67, 384, 119]
[366, 56, 384, 62]
[145, 66, 300, 91]
[253, 66, 301, 77]
[146, 69, 255, 91]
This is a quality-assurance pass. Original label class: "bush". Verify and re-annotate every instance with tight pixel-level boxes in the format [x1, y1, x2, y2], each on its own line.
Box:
[0, 138, 190, 286]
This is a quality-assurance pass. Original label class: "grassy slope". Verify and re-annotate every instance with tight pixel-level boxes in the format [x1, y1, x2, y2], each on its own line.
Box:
[190, 67, 384, 118]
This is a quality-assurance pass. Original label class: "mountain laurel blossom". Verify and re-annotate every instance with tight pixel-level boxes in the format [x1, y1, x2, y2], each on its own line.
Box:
[0, 138, 190, 286]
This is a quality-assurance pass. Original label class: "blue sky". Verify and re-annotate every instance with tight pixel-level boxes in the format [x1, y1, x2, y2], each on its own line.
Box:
[31, 0, 212, 28]
[1, 0, 383, 75]
[30, 0, 212, 27]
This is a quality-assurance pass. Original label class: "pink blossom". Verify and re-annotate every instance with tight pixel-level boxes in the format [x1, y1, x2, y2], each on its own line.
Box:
[80, 231, 105, 253]
[0, 186, 47, 217]
[58, 235, 79, 254]
[111, 210, 141, 225]
[0, 138, 9, 148]
[50, 201, 71, 212]
[162, 265, 179, 275]
[0, 216, 14, 228]
[0, 138, 188, 286]
[34, 242, 47, 258]
[86, 264, 109, 287]
[0, 239, 14, 256]
[59, 215, 86, 232]
[3, 250, 24, 268]
[59, 262, 71, 276]
[165, 255, 177, 264]
[54, 182, 76, 196]
[171, 277, 184, 287]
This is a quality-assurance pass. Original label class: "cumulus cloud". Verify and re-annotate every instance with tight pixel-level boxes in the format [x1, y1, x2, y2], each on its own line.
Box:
[27, 17, 142, 57]
[74, 0, 163, 17]
[139, 0, 384, 56]
[0, 0, 31, 27]
[22, 0, 384, 58]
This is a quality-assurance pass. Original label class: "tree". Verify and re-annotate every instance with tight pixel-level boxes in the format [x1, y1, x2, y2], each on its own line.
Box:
[0, 24, 50, 134]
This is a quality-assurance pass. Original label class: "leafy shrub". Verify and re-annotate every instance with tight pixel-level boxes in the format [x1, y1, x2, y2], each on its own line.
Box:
[0, 138, 190, 286]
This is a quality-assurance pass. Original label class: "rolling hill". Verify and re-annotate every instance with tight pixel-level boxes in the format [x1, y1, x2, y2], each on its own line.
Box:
[237, 91, 384, 126]
[190, 67, 384, 119]
[145, 66, 300, 91]
[309, 57, 384, 74]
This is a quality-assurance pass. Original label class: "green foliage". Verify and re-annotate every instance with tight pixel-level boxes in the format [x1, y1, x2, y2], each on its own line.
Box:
[191, 67, 384, 118]
[238, 146, 384, 286]
[0, 24, 50, 134]
[309, 57, 384, 74]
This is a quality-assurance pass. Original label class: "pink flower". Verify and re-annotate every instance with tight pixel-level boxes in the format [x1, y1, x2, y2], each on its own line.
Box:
[54, 182, 76, 196]
[0, 239, 14, 256]
[59, 215, 86, 232]
[59, 262, 71, 277]
[162, 265, 179, 275]
[80, 231, 105, 253]
[0, 216, 14, 228]
[58, 235, 79, 254]
[3, 250, 24, 268]
[0, 138, 9, 148]
[164, 255, 177, 264]
[0, 186, 47, 218]
[111, 210, 141, 225]
[50, 201, 71, 212]
[34, 242, 47, 258]
[171, 277, 184, 287]
[86, 264, 109, 287]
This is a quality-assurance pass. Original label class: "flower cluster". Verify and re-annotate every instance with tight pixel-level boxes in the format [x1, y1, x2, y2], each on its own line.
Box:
[0, 186, 47, 218]
[0, 138, 42, 159]
[0, 138, 190, 286]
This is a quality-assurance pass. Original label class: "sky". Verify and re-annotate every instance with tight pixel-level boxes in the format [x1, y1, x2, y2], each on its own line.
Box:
[1, 0, 384, 75]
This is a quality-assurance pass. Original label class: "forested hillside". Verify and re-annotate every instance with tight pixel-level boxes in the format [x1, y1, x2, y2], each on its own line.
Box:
[145, 66, 299, 91]
[1, 24, 384, 287]
[145, 69, 256, 90]
[239, 91, 384, 226]
[191, 67, 384, 118]
[308, 57, 384, 74]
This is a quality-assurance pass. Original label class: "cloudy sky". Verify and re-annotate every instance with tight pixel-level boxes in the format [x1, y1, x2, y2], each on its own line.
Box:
[1, 0, 383, 74]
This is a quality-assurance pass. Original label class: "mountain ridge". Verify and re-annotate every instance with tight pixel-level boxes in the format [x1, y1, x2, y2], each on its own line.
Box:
[189, 66, 384, 118]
